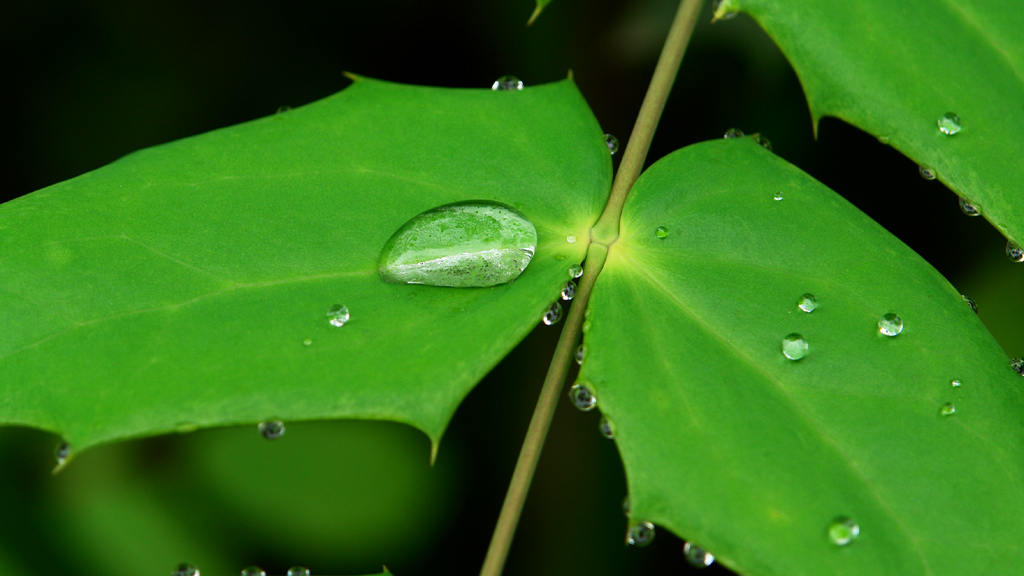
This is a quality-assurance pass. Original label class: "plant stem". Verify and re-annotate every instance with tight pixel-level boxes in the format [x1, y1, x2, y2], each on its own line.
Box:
[591, 0, 703, 246]
[478, 1, 703, 575]
[478, 242, 606, 576]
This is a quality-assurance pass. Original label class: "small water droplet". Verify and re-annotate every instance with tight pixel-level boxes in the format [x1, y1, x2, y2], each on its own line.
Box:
[828, 517, 860, 546]
[754, 135, 772, 151]
[655, 226, 669, 239]
[575, 344, 586, 365]
[1011, 357, 1024, 376]
[773, 191, 784, 201]
[626, 521, 656, 546]
[683, 542, 715, 568]
[582, 320, 592, 333]
[962, 295, 978, 313]
[55, 442, 71, 466]
[258, 420, 286, 440]
[542, 301, 563, 325]
[276, 105, 292, 114]
[604, 133, 620, 155]
[712, 0, 739, 20]
[782, 333, 809, 361]
[1006, 240, 1024, 263]
[566, 234, 577, 244]
[723, 127, 744, 138]
[569, 264, 584, 279]
[569, 382, 597, 411]
[379, 202, 537, 287]
[287, 568, 311, 576]
[937, 112, 961, 135]
[240, 568, 266, 576]
[491, 75, 523, 91]
[877, 135, 890, 145]
[561, 280, 576, 301]
[555, 253, 566, 261]
[622, 495, 631, 516]
[326, 305, 350, 327]
[172, 564, 200, 576]
[878, 313, 903, 337]
[940, 402, 956, 416]
[951, 379, 962, 387]
[797, 293, 818, 313]
[598, 415, 615, 439]
[919, 165, 937, 180]
[175, 422, 199, 434]
[959, 197, 981, 217]
[302, 338, 313, 347]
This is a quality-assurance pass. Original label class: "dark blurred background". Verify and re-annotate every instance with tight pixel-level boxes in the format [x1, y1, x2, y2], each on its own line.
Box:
[1, 0, 1021, 575]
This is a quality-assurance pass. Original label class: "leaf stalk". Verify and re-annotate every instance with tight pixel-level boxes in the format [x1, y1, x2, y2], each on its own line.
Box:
[478, 1, 704, 575]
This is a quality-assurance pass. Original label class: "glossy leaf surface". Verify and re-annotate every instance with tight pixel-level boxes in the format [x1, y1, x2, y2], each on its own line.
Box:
[0, 78, 609, 457]
[727, 0, 1024, 246]
[584, 138, 1024, 575]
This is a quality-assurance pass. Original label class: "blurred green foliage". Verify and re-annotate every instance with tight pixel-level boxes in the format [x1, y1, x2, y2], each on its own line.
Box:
[1, 0, 1020, 574]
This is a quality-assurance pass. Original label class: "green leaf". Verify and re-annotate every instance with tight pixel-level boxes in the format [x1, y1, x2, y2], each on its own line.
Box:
[729, 0, 1024, 247]
[0, 78, 610, 458]
[584, 138, 1024, 575]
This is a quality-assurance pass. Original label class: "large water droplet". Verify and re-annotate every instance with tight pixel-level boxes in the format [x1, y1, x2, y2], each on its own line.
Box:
[919, 165, 937, 180]
[566, 234, 577, 244]
[773, 191, 784, 201]
[828, 517, 860, 546]
[683, 542, 715, 568]
[626, 521, 656, 546]
[561, 280, 576, 301]
[604, 133, 620, 155]
[712, 0, 738, 20]
[287, 568, 311, 576]
[878, 313, 904, 337]
[959, 197, 981, 217]
[951, 379, 962, 387]
[1011, 357, 1024, 376]
[940, 402, 956, 416]
[326, 305, 350, 327]
[379, 202, 537, 287]
[575, 344, 586, 365]
[492, 75, 523, 91]
[568, 264, 584, 279]
[258, 420, 286, 440]
[937, 112, 961, 135]
[598, 415, 615, 439]
[1007, 240, 1024, 263]
[723, 128, 744, 139]
[172, 563, 200, 576]
[542, 301, 563, 325]
[55, 442, 71, 467]
[241, 567, 266, 576]
[782, 333, 809, 361]
[569, 382, 597, 411]
[655, 226, 669, 239]
[798, 293, 818, 313]
[962, 294, 978, 313]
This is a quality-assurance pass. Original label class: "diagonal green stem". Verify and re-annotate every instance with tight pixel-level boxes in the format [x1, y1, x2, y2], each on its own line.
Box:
[477, 1, 704, 575]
